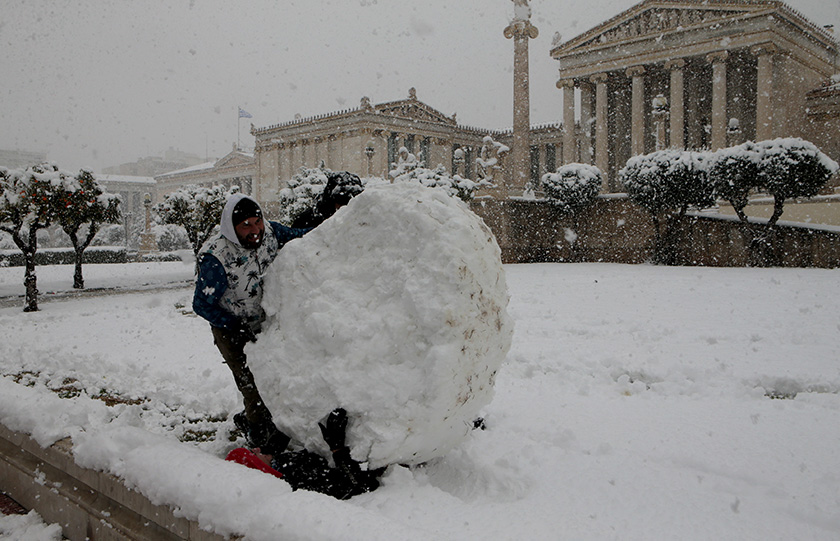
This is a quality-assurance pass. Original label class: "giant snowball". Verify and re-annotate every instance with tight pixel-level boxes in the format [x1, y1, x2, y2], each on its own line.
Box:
[248, 182, 513, 467]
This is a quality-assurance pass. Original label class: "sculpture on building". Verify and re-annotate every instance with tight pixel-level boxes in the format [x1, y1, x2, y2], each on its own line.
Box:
[476, 135, 509, 182]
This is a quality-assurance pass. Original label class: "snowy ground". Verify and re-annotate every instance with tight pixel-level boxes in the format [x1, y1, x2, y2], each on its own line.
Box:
[1, 261, 839, 540]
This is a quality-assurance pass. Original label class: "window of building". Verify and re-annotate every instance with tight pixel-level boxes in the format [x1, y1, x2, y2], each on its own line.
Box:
[388, 134, 398, 170]
[530, 145, 540, 185]
[420, 137, 430, 167]
[545, 144, 556, 174]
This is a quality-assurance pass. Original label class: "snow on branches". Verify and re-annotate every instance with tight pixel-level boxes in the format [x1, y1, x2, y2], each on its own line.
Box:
[154, 184, 231, 264]
[0, 163, 121, 308]
[541, 163, 602, 213]
[390, 147, 489, 202]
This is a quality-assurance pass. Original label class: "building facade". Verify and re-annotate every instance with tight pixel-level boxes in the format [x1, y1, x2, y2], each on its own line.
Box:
[549, 0, 839, 190]
[154, 146, 255, 198]
[251, 89, 519, 202]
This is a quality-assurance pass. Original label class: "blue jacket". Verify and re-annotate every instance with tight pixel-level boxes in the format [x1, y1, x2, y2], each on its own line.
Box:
[193, 221, 308, 330]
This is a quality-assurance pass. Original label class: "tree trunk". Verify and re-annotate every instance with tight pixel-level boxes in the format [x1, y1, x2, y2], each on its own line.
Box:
[23, 228, 39, 312]
[69, 225, 99, 289]
[73, 247, 85, 289]
[768, 197, 785, 227]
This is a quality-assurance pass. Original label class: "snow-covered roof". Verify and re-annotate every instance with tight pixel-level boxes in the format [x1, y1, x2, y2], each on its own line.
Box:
[96, 174, 156, 185]
[156, 161, 216, 178]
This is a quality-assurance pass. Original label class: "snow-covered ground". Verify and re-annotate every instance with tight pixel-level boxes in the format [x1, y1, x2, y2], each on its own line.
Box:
[1, 261, 839, 540]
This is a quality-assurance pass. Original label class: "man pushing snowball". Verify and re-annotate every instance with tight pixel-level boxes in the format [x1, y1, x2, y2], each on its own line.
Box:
[192, 193, 309, 455]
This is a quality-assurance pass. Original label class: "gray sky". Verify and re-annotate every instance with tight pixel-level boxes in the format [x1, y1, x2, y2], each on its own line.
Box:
[1, 0, 837, 173]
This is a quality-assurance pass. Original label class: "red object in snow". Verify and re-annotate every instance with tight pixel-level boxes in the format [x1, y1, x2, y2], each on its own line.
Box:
[225, 448, 284, 479]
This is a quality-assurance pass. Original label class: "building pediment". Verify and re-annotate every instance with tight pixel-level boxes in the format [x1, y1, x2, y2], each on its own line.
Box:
[215, 150, 254, 169]
[374, 98, 456, 126]
[552, 0, 827, 57]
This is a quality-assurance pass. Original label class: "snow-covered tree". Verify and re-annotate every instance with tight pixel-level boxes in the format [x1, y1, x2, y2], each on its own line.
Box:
[52, 169, 122, 289]
[276, 166, 331, 226]
[541, 163, 602, 213]
[755, 138, 838, 226]
[708, 141, 761, 223]
[390, 147, 488, 202]
[0, 163, 63, 311]
[620, 149, 714, 235]
[154, 184, 230, 269]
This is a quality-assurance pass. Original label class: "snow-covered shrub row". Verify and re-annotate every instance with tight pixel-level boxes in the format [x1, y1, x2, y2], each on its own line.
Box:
[0, 246, 129, 267]
[390, 147, 490, 202]
[541, 163, 602, 213]
[249, 182, 513, 468]
[619, 138, 838, 226]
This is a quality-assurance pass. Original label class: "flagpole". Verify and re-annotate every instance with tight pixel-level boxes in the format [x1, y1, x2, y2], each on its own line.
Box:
[237, 106, 240, 151]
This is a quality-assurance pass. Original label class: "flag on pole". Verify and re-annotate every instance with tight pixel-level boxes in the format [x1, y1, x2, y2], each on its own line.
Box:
[238, 107, 252, 119]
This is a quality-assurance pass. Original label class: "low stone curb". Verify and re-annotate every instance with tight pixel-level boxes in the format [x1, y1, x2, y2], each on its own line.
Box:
[0, 422, 236, 541]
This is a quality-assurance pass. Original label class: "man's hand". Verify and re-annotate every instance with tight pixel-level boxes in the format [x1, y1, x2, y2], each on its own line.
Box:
[319, 408, 348, 451]
[234, 319, 258, 343]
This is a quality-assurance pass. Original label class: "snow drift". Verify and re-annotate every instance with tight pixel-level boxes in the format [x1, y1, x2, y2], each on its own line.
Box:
[248, 182, 513, 467]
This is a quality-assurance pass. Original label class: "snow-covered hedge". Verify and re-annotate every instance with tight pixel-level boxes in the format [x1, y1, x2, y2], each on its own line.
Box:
[0, 246, 129, 267]
[541, 163, 602, 213]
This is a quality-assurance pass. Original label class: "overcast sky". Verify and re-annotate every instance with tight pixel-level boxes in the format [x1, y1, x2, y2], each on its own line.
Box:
[1, 0, 837, 173]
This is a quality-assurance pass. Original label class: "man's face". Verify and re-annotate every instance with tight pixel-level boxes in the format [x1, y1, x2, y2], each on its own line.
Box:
[235, 216, 265, 249]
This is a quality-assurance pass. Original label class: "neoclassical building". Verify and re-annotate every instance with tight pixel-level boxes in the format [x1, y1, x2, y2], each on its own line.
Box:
[550, 0, 839, 190]
[250, 88, 513, 202]
[154, 145, 255, 197]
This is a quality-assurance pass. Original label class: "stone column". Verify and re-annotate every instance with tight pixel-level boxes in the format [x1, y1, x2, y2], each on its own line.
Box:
[579, 81, 594, 164]
[504, 2, 539, 195]
[707, 50, 728, 150]
[626, 65, 646, 156]
[751, 43, 777, 142]
[558, 79, 576, 164]
[665, 58, 686, 149]
[591, 73, 609, 191]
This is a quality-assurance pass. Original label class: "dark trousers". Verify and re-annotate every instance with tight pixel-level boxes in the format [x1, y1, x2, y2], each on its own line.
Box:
[212, 326, 289, 451]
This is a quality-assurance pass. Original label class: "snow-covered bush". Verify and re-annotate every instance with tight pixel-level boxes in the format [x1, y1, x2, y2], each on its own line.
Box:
[754, 138, 838, 225]
[154, 184, 229, 266]
[541, 163, 602, 213]
[153, 223, 190, 251]
[249, 182, 513, 468]
[708, 141, 761, 223]
[276, 166, 330, 226]
[390, 147, 488, 202]
[620, 149, 714, 229]
[92, 224, 125, 246]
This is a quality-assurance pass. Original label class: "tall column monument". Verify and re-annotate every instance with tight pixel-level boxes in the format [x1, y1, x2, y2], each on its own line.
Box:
[504, 0, 538, 195]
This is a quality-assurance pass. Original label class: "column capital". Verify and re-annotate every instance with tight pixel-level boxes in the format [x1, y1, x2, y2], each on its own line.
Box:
[556, 78, 576, 89]
[750, 42, 779, 57]
[706, 50, 729, 64]
[625, 65, 646, 78]
[664, 58, 686, 71]
[504, 20, 539, 40]
[589, 72, 608, 84]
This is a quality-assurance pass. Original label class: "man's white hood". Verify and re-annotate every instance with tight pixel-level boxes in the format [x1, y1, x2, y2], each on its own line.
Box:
[220, 193, 262, 247]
